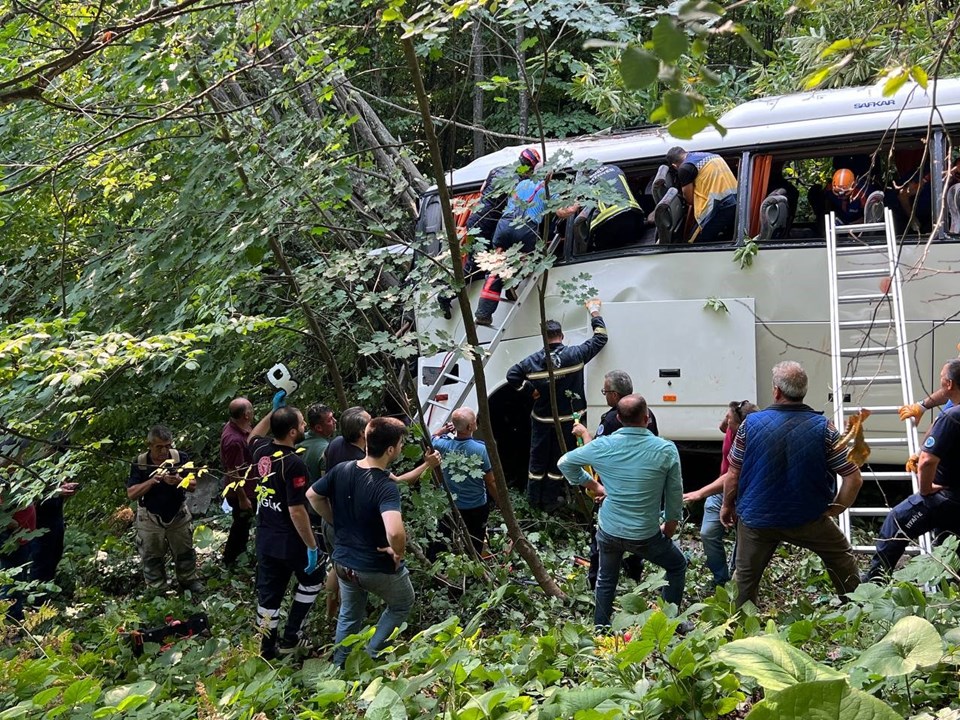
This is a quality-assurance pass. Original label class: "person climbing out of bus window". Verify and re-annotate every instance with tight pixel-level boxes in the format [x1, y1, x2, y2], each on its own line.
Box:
[556, 164, 642, 252]
[682, 400, 758, 588]
[475, 155, 549, 327]
[506, 300, 608, 512]
[439, 148, 541, 319]
[823, 168, 875, 226]
[666, 146, 738, 244]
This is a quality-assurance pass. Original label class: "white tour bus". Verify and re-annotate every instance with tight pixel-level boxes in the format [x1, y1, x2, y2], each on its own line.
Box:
[413, 78, 960, 489]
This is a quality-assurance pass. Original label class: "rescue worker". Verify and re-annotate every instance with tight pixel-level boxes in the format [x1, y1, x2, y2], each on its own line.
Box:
[558, 164, 642, 251]
[126, 425, 202, 594]
[666, 146, 738, 243]
[862, 359, 960, 581]
[824, 168, 873, 225]
[506, 299, 608, 511]
[440, 148, 540, 319]
[475, 150, 547, 326]
[249, 400, 323, 658]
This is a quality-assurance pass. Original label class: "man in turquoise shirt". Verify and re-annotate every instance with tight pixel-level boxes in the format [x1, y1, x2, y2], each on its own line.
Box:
[559, 394, 686, 628]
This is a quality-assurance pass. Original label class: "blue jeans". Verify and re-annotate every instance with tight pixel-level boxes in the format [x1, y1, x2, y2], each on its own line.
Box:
[701, 494, 732, 585]
[595, 527, 687, 628]
[334, 564, 415, 666]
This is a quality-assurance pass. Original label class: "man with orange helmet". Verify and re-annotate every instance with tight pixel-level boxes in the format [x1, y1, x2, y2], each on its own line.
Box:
[825, 168, 873, 225]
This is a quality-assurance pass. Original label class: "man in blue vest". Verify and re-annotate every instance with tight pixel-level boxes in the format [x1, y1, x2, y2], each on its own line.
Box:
[719, 361, 863, 607]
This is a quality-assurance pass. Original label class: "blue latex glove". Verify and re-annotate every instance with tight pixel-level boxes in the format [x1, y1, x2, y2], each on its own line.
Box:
[272, 389, 287, 412]
[305, 546, 319, 574]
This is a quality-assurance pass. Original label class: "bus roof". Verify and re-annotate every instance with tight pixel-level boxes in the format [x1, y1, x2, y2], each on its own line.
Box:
[435, 77, 960, 192]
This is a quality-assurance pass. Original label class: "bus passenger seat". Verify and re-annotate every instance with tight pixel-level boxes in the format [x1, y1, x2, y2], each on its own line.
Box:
[654, 187, 685, 244]
[947, 183, 960, 235]
[652, 165, 674, 204]
[758, 189, 789, 241]
[863, 190, 885, 224]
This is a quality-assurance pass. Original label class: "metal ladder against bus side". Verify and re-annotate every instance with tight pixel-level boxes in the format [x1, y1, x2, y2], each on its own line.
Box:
[825, 208, 930, 555]
[420, 233, 563, 430]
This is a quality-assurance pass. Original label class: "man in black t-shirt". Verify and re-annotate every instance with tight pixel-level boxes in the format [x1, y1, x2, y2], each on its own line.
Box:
[323, 406, 370, 473]
[126, 425, 201, 593]
[249, 405, 323, 658]
[308, 417, 417, 667]
[863, 359, 960, 581]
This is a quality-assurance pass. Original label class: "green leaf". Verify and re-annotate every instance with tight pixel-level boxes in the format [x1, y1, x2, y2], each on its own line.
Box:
[667, 114, 711, 139]
[541, 687, 628, 720]
[620, 47, 659, 89]
[715, 636, 845, 691]
[32, 687, 60, 706]
[366, 686, 406, 720]
[820, 38, 854, 59]
[745, 679, 903, 720]
[664, 91, 694, 119]
[883, 70, 910, 97]
[102, 681, 157, 707]
[910, 65, 928, 89]
[804, 66, 833, 90]
[851, 615, 943, 677]
[652, 16, 689, 64]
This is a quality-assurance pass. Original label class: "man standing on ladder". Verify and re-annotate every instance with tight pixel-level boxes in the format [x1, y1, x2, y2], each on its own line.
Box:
[862, 358, 960, 582]
[506, 299, 608, 511]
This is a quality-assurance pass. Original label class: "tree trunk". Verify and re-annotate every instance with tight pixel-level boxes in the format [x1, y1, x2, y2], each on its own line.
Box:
[472, 18, 485, 159]
[401, 38, 563, 598]
[516, 25, 529, 136]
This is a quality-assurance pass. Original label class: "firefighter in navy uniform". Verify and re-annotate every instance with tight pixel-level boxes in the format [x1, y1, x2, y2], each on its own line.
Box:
[507, 299, 609, 511]
[558, 164, 642, 252]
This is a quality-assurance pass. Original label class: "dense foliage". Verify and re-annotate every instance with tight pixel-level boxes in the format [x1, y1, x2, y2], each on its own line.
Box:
[3, 0, 960, 717]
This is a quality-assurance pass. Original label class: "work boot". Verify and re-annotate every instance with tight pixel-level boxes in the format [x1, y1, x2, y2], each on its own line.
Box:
[475, 314, 493, 327]
[278, 631, 314, 656]
[504, 288, 518, 302]
[859, 561, 886, 584]
[180, 579, 204, 594]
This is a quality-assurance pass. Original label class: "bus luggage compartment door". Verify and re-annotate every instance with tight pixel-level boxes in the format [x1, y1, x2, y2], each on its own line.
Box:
[594, 299, 757, 441]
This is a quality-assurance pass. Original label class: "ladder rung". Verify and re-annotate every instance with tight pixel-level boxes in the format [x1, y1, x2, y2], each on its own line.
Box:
[859, 437, 909, 446]
[843, 375, 902, 385]
[862, 471, 913, 480]
[426, 399, 451, 411]
[846, 507, 893, 516]
[840, 346, 896, 355]
[842, 405, 902, 414]
[837, 293, 890, 304]
[441, 372, 466, 383]
[836, 268, 891, 279]
[835, 221, 887, 232]
[835, 245, 886, 256]
[837, 320, 893, 329]
[851, 544, 922, 555]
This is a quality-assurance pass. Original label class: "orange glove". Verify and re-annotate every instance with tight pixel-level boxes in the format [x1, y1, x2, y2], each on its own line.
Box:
[906, 453, 920, 474]
[898, 403, 926, 422]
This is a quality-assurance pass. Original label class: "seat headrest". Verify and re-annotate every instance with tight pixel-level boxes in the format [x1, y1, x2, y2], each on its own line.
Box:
[652, 165, 674, 204]
[863, 189, 885, 225]
[947, 183, 960, 234]
[758, 193, 789, 241]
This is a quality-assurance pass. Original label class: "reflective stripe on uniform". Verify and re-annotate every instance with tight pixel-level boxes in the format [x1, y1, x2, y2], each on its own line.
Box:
[525, 363, 584, 381]
[531, 412, 577, 424]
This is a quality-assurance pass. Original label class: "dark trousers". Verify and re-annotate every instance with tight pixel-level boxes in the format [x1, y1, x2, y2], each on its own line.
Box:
[697, 201, 736, 243]
[0, 533, 31, 620]
[595, 527, 687, 628]
[735, 516, 859, 607]
[31, 497, 65, 583]
[428, 504, 490, 559]
[867, 490, 960, 576]
[588, 523, 645, 590]
[255, 548, 324, 651]
[590, 211, 640, 251]
[223, 498, 254, 566]
[475, 222, 538, 320]
[527, 420, 574, 511]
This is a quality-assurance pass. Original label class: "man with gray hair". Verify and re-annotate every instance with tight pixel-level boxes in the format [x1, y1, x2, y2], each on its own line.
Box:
[720, 361, 863, 607]
[127, 425, 202, 593]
